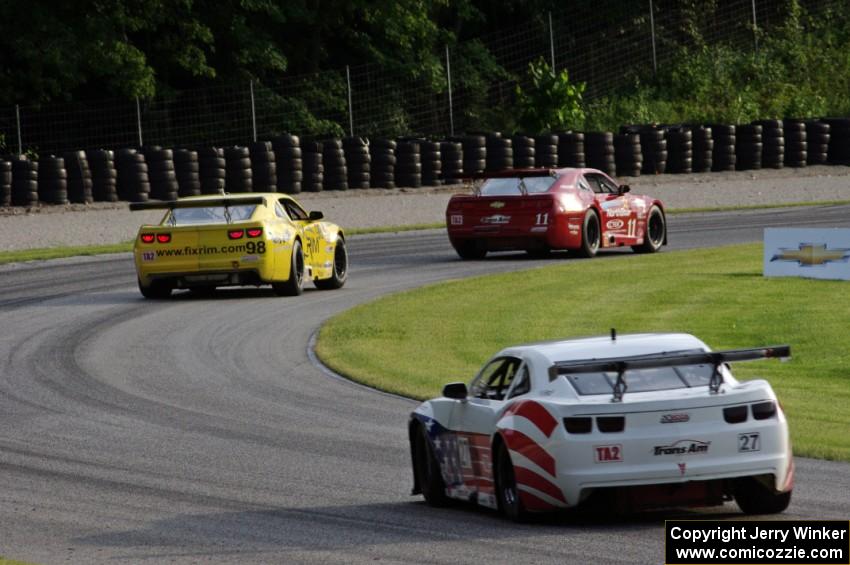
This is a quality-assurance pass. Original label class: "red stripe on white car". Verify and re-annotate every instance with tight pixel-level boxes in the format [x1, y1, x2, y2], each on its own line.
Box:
[514, 465, 567, 504]
[502, 400, 558, 438]
[502, 428, 556, 477]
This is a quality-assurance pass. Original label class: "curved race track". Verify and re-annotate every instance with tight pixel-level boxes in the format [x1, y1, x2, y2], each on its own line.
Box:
[1, 205, 849, 565]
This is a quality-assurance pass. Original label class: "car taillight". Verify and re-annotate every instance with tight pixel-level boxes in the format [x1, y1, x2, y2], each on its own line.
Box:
[246, 227, 263, 238]
[723, 405, 748, 424]
[563, 417, 592, 434]
[752, 401, 776, 420]
[228, 229, 244, 239]
[156, 233, 171, 243]
[597, 416, 625, 433]
[140, 233, 155, 243]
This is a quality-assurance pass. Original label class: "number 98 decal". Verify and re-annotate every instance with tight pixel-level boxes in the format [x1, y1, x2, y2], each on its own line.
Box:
[245, 241, 267, 254]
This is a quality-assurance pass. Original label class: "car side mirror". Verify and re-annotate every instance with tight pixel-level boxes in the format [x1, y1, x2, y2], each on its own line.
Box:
[308, 210, 324, 221]
[442, 382, 468, 400]
[618, 184, 631, 195]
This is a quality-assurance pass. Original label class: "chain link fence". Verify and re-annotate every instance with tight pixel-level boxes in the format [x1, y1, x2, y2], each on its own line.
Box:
[0, 0, 832, 155]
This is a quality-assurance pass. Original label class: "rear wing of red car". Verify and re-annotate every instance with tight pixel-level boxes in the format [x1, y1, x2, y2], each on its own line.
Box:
[464, 168, 558, 180]
[551, 345, 791, 402]
[129, 196, 267, 211]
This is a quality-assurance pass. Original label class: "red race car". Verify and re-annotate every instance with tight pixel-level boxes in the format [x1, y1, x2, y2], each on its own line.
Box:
[445, 168, 667, 260]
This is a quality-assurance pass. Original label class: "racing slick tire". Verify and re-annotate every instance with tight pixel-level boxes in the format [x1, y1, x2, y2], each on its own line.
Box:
[413, 424, 449, 507]
[632, 205, 666, 254]
[495, 441, 527, 522]
[273, 240, 305, 296]
[138, 278, 172, 299]
[314, 238, 348, 290]
[453, 240, 487, 260]
[577, 210, 600, 258]
[735, 478, 792, 515]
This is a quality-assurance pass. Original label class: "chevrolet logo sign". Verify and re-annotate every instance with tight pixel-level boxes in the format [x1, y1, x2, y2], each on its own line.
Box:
[770, 243, 850, 267]
[490, 201, 505, 209]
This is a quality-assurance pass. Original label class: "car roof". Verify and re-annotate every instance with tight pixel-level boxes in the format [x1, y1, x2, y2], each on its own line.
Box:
[499, 333, 710, 365]
[172, 192, 295, 203]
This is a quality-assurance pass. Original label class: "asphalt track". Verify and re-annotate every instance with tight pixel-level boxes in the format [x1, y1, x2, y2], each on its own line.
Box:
[1, 205, 849, 565]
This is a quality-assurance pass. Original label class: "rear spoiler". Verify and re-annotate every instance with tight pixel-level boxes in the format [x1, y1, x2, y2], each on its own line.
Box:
[129, 196, 266, 211]
[463, 168, 558, 180]
[551, 345, 791, 402]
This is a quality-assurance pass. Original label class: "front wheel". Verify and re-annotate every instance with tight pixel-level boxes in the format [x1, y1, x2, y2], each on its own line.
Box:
[495, 441, 526, 522]
[272, 240, 305, 296]
[735, 478, 792, 514]
[314, 237, 348, 290]
[138, 278, 172, 299]
[577, 211, 600, 258]
[412, 425, 448, 506]
[632, 205, 666, 254]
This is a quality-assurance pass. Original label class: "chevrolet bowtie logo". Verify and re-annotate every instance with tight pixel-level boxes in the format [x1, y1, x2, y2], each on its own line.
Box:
[771, 243, 850, 267]
[490, 201, 505, 209]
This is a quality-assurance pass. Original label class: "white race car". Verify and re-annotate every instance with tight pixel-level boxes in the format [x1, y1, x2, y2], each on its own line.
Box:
[408, 332, 793, 520]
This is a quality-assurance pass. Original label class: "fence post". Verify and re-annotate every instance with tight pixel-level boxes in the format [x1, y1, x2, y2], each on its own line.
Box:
[135, 96, 143, 147]
[15, 104, 21, 154]
[548, 11, 556, 72]
[751, 0, 759, 52]
[345, 65, 354, 137]
[250, 80, 258, 142]
[649, 0, 658, 76]
[445, 45, 454, 137]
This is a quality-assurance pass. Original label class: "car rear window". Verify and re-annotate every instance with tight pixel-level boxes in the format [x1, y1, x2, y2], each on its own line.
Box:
[169, 205, 257, 225]
[566, 364, 714, 395]
[480, 176, 556, 196]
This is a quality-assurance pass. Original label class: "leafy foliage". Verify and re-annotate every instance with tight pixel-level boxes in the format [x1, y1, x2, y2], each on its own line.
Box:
[515, 58, 585, 134]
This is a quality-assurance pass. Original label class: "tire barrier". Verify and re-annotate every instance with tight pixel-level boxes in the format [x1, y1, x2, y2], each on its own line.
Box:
[462, 135, 486, 176]
[614, 132, 642, 177]
[822, 118, 850, 164]
[664, 126, 693, 174]
[144, 148, 179, 200]
[343, 136, 371, 189]
[301, 139, 324, 192]
[735, 124, 763, 171]
[511, 135, 535, 169]
[395, 139, 422, 188]
[249, 141, 277, 191]
[754, 119, 784, 169]
[535, 134, 559, 168]
[87, 149, 119, 202]
[370, 138, 396, 189]
[0, 158, 11, 207]
[11, 156, 38, 207]
[173, 149, 201, 197]
[198, 147, 226, 195]
[633, 126, 667, 175]
[420, 140, 442, 186]
[708, 124, 736, 171]
[224, 146, 253, 193]
[272, 134, 302, 194]
[782, 119, 807, 168]
[692, 125, 714, 172]
[322, 138, 348, 191]
[805, 121, 830, 165]
[116, 149, 151, 202]
[485, 134, 513, 172]
[63, 150, 93, 203]
[38, 156, 69, 205]
[584, 132, 616, 176]
[556, 132, 584, 167]
[440, 140, 463, 184]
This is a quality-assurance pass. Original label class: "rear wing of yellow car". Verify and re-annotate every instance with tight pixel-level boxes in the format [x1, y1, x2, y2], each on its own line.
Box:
[129, 196, 267, 211]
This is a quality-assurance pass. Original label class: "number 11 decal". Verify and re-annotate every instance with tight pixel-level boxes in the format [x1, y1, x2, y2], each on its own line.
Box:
[627, 218, 637, 237]
[535, 212, 549, 226]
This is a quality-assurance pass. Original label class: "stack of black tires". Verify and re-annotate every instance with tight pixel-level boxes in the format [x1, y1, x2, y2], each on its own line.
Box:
[665, 126, 692, 174]
[735, 124, 763, 170]
[87, 150, 119, 202]
[462, 135, 486, 176]
[198, 147, 226, 195]
[440, 140, 463, 184]
[782, 119, 807, 167]
[691, 126, 714, 172]
[709, 124, 736, 171]
[63, 150, 94, 203]
[420, 140, 442, 186]
[614, 132, 642, 176]
[557, 132, 584, 167]
[144, 148, 179, 200]
[370, 139, 396, 189]
[249, 141, 277, 191]
[485, 133, 513, 172]
[173, 149, 201, 196]
[584, 132, 615, 176]
[0, 158, 12, 207]
[38, 156, 68, 204]
[116, 149, 150, 202]
[534, 134, 559, 168]
[805, 121, 830, 165]
[511, 135, 535, 168]
[272, 134, 302, 194]
[225, 146, 253, 192]
[634, 126, 666, 175]
[395, 139, 422, 188]
[322, 139, 348, 190]
[823, 118, 850, 164]
[343, 137, 371, 189]
[301, 140, 324, 192]
[11, 157, 38, 206]
[754, 120, 784, 169]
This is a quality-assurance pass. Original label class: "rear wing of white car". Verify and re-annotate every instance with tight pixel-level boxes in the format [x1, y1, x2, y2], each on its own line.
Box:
[129, 196, 267, 211]
[551, 345, 791, 402]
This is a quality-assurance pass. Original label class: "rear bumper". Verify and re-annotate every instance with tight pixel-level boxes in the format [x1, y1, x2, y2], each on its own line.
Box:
[447, 213, 582, 251]
[141, 269, 265, 288]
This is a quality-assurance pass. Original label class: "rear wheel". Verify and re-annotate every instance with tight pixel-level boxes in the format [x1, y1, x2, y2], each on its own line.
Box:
[577, 211, 600, 258]
[138, 278, 172, 299]
[314, 237, 348, 290]
[632, 205, 665, 253]
[735, 478, 792, 514]
[272, 240, 304, 296]
[495, 441, 526, 522]
[454, 240, 487, 260]
[412, 425, 448, 506]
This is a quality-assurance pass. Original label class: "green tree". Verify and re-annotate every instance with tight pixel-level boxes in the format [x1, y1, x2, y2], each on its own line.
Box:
[515, 58, 585, 133]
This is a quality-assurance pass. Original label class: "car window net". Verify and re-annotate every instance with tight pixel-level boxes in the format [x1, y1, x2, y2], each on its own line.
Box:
[170, 205, 257, 225]
[480, 177, 555, 196]
[566, 364, 714, 395]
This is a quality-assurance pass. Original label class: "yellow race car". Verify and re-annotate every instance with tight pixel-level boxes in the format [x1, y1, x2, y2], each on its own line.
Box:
[130, 193, 347, 298]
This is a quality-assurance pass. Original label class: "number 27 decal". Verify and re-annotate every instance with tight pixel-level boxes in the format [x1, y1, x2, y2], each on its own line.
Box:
[738, 432, 760, 452]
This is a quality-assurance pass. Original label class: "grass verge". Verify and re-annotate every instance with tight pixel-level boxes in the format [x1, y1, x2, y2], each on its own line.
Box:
[317, 242, 850, 462]
[0, 242, 132, 265]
